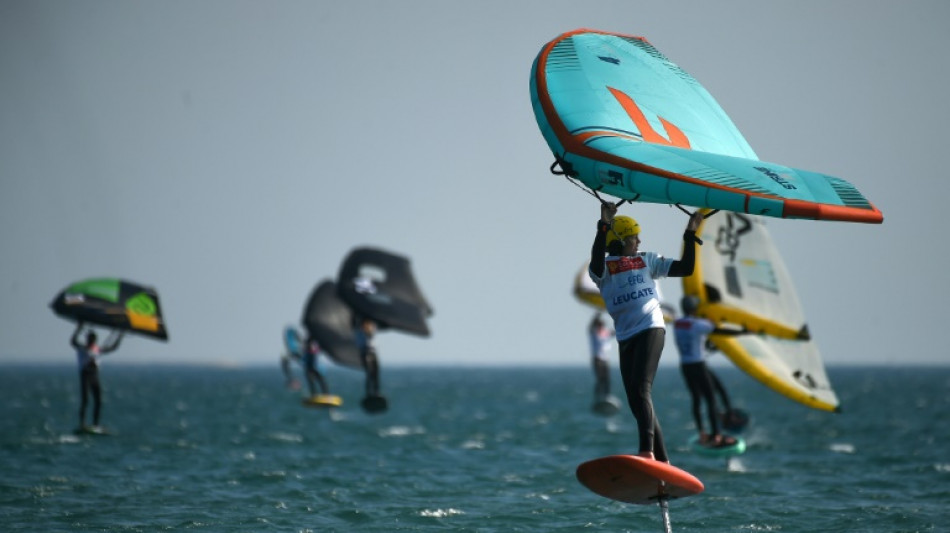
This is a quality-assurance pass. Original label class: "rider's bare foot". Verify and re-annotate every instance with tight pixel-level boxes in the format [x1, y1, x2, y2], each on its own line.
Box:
[709, 434, 737, 447]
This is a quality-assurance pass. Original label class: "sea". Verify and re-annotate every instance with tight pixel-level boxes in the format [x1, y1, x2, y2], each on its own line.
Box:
[1, 364, 947, 532]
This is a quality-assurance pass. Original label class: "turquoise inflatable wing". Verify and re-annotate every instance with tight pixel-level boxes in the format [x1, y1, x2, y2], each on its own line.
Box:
[530, 29, 883, 223]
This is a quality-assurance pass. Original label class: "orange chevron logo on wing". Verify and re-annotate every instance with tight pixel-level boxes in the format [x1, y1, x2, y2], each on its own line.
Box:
[608, 87, 691, 149]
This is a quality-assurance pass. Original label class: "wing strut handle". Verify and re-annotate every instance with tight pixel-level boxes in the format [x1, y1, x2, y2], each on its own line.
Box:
[673, 204, 718, 245]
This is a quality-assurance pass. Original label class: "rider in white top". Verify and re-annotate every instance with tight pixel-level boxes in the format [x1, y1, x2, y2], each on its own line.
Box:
[588, 313, 614, 400]
[674, 295, 744, 447]
[673, 313, 715, 365]
[591, 253, 674, 342]
[589, 202, 702, 463]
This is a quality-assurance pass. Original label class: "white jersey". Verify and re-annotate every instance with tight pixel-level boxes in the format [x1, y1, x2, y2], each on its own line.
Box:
[589, 252, 673, 341]
[588, 325, 613, 361]
[76, 345, 100, 370]
[673, 316, 715, 365]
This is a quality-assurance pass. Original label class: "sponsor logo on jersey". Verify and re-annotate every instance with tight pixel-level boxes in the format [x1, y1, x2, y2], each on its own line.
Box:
[674, 319, 693, 330]
[607, 256, 646, 274]
[611, 287, 655, 306]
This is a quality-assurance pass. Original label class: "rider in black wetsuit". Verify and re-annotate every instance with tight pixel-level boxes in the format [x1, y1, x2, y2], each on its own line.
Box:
[354, 317, 380, 397]
[589, 202, 702, 462]
[673, 295, 744, 447]
[302, 337, 329, 397]
[588, 313, 614, 400]
[71, 322, 123, 429]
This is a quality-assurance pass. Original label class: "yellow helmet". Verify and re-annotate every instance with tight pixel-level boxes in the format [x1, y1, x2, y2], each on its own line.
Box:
[606, 216, 640, 246]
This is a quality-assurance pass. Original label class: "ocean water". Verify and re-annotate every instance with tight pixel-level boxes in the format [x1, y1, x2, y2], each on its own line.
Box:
[1, 364, 947, 532]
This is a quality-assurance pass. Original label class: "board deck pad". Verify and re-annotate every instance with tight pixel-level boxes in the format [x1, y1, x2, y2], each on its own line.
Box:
[576, 455, 704, 505]
[301, 394, 343, 408]
[688, 435, 747, 457]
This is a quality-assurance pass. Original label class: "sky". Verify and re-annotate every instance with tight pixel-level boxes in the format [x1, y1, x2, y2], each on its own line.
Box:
[2, 1, 948, 368]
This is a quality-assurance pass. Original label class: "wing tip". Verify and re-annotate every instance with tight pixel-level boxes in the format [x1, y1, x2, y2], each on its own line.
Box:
[783, 200, 884, 224]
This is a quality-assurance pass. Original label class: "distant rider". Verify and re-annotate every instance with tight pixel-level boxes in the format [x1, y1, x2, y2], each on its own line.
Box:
[280, 327, 303, 390]
[673, 295, 744, 447]
[354, 317, 380, 398]
[588, 313, 614, 401]
[303, 336, 330, 397]
[71, 322, 123, 429]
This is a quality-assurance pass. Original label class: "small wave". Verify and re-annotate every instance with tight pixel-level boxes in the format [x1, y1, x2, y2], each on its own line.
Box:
[526, 492, 551, 501]
[830, 443, 856, 454]
[419, 508, 464, 518]
[378, 426, 425, 437]
[29, 485, 58, 499]
[605, 419, 623, 434]
[533, 415, 550, 425]
[268, 432, 303, 443]
[461, 439, 485, 450]
[935, 463, 950, 473]
[727, 457, 747, 473]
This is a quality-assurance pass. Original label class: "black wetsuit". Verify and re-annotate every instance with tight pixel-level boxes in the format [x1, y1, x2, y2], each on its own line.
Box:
[708, 370, 733, 412]
[680, 361, 721, 437]
[590, 219, 699, 460]
[589, 322, 613, 399]
[362, 348, 380, 397]
[618, 328, 670, 460]
[355, 322, 380, 397]
[674, 314, 746, 440]
[79, 359, 102, 426]
[303, 341, 329, 395]
[71, 326, 122, 428]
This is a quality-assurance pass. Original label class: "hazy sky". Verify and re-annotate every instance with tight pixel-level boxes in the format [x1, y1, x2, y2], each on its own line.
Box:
[2, 1, 947, 368]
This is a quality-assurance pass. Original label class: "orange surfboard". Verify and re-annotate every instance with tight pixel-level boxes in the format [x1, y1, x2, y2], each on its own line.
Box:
[576, 455, 704, 505]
